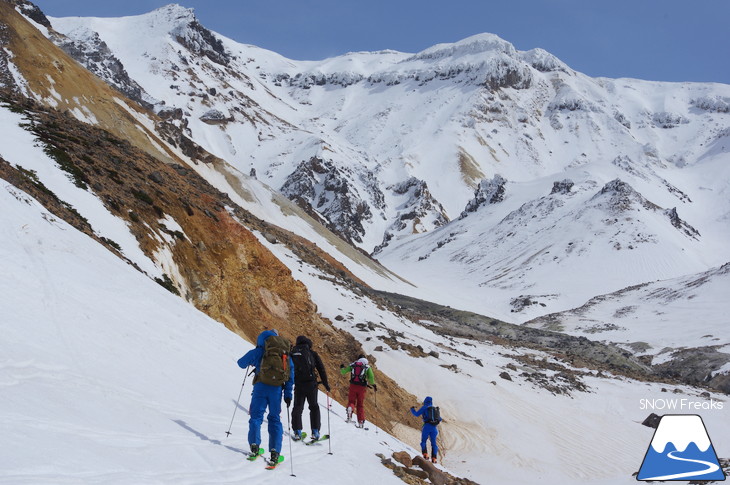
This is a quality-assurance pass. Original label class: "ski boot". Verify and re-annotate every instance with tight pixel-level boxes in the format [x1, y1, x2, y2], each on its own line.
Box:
[292, 430, 303, 441]
[269, 450, 280, 466]
[312, 429, 320, 440]
[431, 455, 438, 464]
[250, 443, 259, 455]
[346, 406, 353, 423]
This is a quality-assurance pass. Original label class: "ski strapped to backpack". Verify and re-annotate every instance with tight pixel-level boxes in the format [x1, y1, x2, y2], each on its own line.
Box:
[425, 406, 441, 425]
[257, 335, 291, 386]
[350, 361, 368, 386]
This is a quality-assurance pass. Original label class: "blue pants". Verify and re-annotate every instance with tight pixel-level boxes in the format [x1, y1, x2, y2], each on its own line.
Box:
[421, 423, 439, 457]
[248, 382, 284, 453]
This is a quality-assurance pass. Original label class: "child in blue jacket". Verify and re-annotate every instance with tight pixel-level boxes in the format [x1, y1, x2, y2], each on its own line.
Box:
[410, 396, 442, 463]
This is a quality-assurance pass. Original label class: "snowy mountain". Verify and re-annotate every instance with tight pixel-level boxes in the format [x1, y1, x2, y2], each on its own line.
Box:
[2, 1, 730, 483]
[37, 4, 730, 320]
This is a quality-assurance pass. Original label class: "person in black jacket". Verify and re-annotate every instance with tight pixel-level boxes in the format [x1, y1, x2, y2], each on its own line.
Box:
[290, 335, 330, 440]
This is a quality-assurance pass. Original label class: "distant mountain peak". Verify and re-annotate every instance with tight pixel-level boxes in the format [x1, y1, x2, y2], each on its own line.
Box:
[148, 4, 196, 25]
[409, 33, 516, 62]
[591, 178, 657, 213]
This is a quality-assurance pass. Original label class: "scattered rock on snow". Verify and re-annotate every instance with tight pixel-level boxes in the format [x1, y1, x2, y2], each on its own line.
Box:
[392, 451, 412, 468]
[641, 413, 662, 429]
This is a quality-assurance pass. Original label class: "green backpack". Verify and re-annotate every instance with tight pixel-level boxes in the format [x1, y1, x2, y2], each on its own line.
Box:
[257, 335, 291, 386]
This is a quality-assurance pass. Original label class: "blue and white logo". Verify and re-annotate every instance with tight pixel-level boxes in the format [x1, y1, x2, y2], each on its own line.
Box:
[637, 414, 725, 481]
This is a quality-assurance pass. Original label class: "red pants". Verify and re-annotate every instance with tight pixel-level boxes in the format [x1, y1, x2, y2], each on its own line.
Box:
[347, 384, 367, 422]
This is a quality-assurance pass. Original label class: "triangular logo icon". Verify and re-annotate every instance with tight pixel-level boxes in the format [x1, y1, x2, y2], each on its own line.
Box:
[637, 414, 725, 481]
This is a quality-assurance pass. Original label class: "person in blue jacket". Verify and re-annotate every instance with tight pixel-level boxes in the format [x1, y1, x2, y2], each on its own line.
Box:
[410, 396, 442, 463]
[237, 329, 294, 464]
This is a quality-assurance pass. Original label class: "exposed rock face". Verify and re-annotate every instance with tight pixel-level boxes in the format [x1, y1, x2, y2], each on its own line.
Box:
[0, 23, 12, 90]
[172, 17, 231, 67]
[692, 95, 730, 113]
[199, 108, 230, 124]
[460, 174, 506, 217]
[10, 0, 51, 29]
[281, 156, 383, 245]
[52, 28, 154, 109]
[550, 179, 574, 195]
[654, 347, 730, 394]
[373, 177, 448, 254]
[664, 207, 700, 239]
[592, 178, 659, 213]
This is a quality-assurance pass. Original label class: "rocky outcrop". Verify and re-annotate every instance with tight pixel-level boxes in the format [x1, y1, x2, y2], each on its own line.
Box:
[654, 347, 730, 394]
[0, 23, 12, 90]
[378, 452, 479, 485]
[550, 179, 574, 195]
[664, 207, 701, 239]
[692, 96, 730, 113]
[591, 178, 659, 213]
[373, 177, 448, 254]
[172, 17, 231, 67]
[51, 27, 154, 109]
[10, 0, 51, 29]
[199, 108, 231, 124]
[460, 174, 506, 218]
[281, 156, 383, 245]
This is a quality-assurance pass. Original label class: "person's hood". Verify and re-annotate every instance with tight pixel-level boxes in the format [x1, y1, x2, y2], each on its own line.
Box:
[356, 357, 368, 366]
[295, 335, 312, 347]
[256, 329, 278, 347]
[423, 396, 433, 407]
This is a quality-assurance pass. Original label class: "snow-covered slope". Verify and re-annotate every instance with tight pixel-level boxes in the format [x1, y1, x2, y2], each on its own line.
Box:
[0, 180, 422, 484]
[4, 6, 730, 482]
[41, 5, 730, 323]
[5, 177, 728, 484]
[525, 263, 730, 358]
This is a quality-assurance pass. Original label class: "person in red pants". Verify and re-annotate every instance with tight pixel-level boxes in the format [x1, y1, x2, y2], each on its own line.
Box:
[340, 355, 376, 428]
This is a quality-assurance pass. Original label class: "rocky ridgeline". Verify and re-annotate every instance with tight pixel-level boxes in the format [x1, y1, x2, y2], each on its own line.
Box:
[459, 174, 506, 218]
[281, 156, 384, 245]
[53, 28, 154, 109]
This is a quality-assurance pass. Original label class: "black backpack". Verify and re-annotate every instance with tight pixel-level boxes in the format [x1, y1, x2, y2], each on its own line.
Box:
[291, 344, 316, 382]
[257, 335, 290, 386]
[425, 406, 441, 425]
[350, 361, 368, 386]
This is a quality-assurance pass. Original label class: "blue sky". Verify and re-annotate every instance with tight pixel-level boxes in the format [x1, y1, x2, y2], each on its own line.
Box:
[32, 0, 729, 83]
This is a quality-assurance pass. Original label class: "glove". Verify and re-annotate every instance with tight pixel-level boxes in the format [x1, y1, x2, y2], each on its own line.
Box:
[284, 397, 291, 407]
[373, 384, 378, 392]
[410, 406, 415, 411]
[339, 364, 345, 369]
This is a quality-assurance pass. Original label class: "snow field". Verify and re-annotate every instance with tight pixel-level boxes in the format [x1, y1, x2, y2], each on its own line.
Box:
[0, 185, 416, 485]
[255, 224, 730, 484]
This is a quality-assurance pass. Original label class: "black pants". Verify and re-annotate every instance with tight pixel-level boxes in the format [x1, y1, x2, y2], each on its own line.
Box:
[291, 380, 321, 432]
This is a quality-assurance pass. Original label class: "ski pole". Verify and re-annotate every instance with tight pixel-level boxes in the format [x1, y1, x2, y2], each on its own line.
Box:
[326, 391, 333, 455]
[286, 399, 295, 477]
[374, 385, 379, 435]
[225, 367, 251, 437]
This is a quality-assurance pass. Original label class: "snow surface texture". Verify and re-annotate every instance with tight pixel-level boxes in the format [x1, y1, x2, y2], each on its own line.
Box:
[0, 178, 413, 485]
[4, 174, 729, 484]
